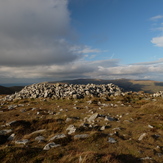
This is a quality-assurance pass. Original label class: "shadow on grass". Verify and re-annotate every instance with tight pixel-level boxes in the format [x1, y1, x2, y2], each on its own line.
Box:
[117, 154, 142, 163]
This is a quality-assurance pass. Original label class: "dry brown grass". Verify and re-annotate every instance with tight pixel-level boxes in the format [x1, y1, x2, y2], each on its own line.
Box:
[0, 94, 163, 162]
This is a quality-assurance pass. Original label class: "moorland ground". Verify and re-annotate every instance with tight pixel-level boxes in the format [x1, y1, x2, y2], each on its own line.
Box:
[0, 91, 163, 163]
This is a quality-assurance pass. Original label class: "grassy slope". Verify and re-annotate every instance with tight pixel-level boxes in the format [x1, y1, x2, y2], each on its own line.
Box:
[0, 94, 163, 163]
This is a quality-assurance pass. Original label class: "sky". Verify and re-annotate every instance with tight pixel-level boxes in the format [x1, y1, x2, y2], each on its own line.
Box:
[0, 0, 163, 85]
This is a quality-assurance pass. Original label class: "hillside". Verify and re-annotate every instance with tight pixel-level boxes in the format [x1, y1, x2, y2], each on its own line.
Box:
[0, 86, 24, 95]
[0, 83, 163, 162]
[49, 79, 163, 93]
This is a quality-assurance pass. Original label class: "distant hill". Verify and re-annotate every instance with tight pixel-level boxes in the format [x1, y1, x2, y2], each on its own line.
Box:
[0, 85, 24, 95]
[49, 78, 163, 93]
[1, 79, 163, 95]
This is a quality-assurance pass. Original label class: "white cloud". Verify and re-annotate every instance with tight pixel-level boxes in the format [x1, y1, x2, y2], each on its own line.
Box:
[78, 46, 101, 54]
[1, 58, 163, 83]
[133, 58, 163, 65]
[1, 2, 163, 83]
[150, 15, 163, 21]
[70, 45, 102, 54]
[150, 15, 163, 47]
[151, 36, 163, 47]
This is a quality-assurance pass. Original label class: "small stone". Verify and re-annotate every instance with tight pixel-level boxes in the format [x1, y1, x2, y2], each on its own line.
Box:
[65, 118, 72, 123]
[6, 121, 17, 126]
[66, 125, 76, 134]
[35, 136, 45, 142]
[0, 129, 12, 135]
[140, 156, 152, 160]
[105, 116, 117, 121]
[148, 124, 154, 128]
[108, 137, 117, 143]
[74, 134, 90, 140]
[49, 134, 66, 141]
[138, 133, 147, 141]
[43, 142, 61, 150]
[8, 133, 15, 141]
[87, 113, 99, 123]
[32, 108, 37, 111]
[15, 139, 29, 145]
[100, 126, 105, 131]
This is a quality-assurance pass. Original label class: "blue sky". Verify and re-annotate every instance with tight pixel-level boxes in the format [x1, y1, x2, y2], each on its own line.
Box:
[0, 0, 163, 84]
[68, 0, 163, 64]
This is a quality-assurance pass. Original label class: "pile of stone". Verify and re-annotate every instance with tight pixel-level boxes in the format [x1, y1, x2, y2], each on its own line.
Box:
[153, 91, 163, 97]
[2, 83, 123, 101]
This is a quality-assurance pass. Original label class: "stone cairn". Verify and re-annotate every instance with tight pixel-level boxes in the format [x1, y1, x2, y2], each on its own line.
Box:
[2, 83, 123, 101]
[153, 91, 163, 97]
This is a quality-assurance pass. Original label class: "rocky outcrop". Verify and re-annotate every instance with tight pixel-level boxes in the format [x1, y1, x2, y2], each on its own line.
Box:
[1, 83, 123, 101]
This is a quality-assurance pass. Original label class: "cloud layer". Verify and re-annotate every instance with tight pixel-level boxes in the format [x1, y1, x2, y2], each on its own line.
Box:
[0, 0, 82, 66]
[0, 3, 163, 83]
[1, 58, 163, 83]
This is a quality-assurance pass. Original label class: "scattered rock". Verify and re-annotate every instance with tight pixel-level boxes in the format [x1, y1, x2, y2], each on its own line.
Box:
[66, 125, 76, 135]
[140, 156, 152, 160]
[43, 142, 61, 150]
[87, 113, 99, 123]
[6, 121, 17, 126]
[100, 126, 105, 131]
[49, 134, 66, 141]
[148, 124, 154, 128]
[35, 136, 45, 142]
[8, 133, 15, 141]
[108, 137, 117, 143]
[15, 139, 29, 145]
[105, 116, 117, 121]
[0, 129, 12, 135]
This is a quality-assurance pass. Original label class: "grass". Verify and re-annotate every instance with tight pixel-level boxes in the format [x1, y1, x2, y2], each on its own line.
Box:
[0, 93, 163, 162]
